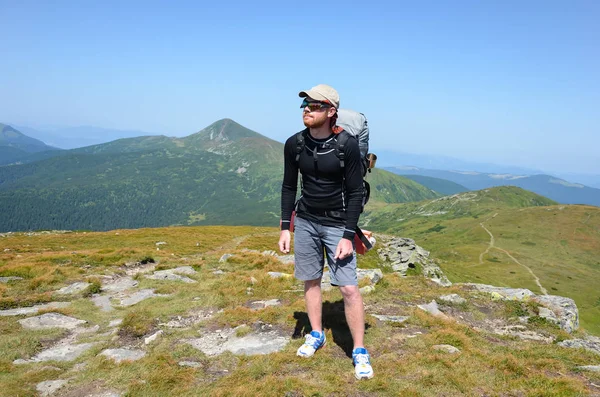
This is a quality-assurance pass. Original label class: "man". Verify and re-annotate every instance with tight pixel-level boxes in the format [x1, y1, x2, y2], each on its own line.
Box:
[278, 84, 374, 380]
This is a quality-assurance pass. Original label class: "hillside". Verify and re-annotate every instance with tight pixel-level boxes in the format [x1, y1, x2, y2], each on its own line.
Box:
[0, 227, 599, 396]
[0, 119, 432, 232]
[387, 166, 600, 207]
[0, 124, 61, 165]
[401, 174, 469, 196]
[363, 186, 600, 335]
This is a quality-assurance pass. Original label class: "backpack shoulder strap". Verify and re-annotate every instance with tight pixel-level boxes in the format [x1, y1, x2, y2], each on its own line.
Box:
[294, 129, 307, 163]
[334, 130, 351, 169]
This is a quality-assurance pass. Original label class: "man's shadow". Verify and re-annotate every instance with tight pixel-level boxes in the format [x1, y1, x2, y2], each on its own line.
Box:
[293, 300, 371, 358]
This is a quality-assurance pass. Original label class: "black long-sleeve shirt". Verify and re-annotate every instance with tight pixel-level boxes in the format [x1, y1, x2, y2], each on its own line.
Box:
[281, 128, 363, 240]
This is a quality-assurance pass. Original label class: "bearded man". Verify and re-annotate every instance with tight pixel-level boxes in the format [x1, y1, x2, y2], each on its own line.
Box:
[278, 84, 374, 380]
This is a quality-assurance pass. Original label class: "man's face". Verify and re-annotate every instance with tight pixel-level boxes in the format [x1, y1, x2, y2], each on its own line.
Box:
[302, 98, 335, 128]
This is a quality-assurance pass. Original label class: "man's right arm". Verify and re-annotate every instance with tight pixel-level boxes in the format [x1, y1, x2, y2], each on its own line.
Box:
[280, 135, 299, 231]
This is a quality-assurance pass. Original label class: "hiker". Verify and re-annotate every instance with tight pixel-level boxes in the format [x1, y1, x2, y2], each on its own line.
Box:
[278, 84, 374, 380]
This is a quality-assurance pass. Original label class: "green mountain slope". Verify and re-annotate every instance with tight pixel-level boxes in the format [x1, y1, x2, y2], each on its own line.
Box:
[0, 119, 433, 232]
[401, 174, 469, 195]
[0, 124, 61, 165]
[365, 186, 600, 334]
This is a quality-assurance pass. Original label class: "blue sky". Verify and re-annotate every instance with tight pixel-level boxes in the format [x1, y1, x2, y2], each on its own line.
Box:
[1, 0, 598, 174]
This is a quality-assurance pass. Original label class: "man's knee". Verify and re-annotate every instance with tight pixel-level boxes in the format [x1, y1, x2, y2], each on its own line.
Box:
[339, 285, 361, 301]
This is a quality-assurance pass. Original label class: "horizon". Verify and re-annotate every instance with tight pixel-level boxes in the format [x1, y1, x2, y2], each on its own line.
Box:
[1, 1, 598, 175]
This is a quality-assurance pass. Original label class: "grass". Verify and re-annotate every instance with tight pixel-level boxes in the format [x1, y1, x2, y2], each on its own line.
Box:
[0, 224, 599, 396]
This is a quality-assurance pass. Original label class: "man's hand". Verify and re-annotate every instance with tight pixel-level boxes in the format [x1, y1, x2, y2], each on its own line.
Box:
[278, 230, 291, 254]
[334, 238, 354, 260]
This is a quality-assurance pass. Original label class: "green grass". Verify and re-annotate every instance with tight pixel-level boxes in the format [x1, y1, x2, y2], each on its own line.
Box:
[0, 224, 599, 396]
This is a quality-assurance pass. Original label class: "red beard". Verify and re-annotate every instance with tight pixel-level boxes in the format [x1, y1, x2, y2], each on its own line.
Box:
[303, 112, 328, 128]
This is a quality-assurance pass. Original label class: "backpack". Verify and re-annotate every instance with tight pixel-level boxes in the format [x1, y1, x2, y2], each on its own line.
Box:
[294, 109, 377, 253]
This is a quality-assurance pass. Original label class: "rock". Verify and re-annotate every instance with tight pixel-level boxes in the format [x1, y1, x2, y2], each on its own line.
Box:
[577, 365, 600, 372]
[558, 336, 600, 356]
[179, 361, 202, 368]
[186, 325, 289, 356]
[56, 282, 91, 295]
[0, 301, 71, 317]
[145, 330, 164, 345]
[438, 294, 466, 305]
[466, 284, 535, 301]
[533, 295, 579, 333]
[36, 380, 68, 396]
[491, 325, 553, 342]
[371, 314, 409, 323]
[359, 285, 375, 294]
[537, 307, 559, 324]
[99, 348, 146, 363]
[267, 272, 293, 279]
[432, 344, 461, 354]
[159, 310, 215, 328]
[155, 241, 167, 246]
[145, 272, 196, 283]
[250, 299, 281, 310]
[357, 269, 383, 284]
[18, 313, 87, 330]
[219, 254, 233, 263]
[14, 343, 96, 364]
[276, 255, 295, 264]
[102, 277, 138, 293]
[109, 319, 123, 327]
[417, 300, 449, 319]
[92, 295, 114, 312]
[213, 270, 225, 275]
[119, 289, 165, 306]
[0, 276, 23, 283]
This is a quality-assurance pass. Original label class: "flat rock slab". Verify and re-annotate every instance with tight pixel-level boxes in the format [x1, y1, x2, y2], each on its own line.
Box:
[466, 283, 535, 301]
[186, 326, 289, 356]
[417, 300, 449, 319]
[0, 276, 23, 283]
[57, 282, 91, 295]
[92, 295, 114, 312]
[119, 289, 166, 307]
[433, 344, 461, 354]
[0, 301, 71, 317]
[145, 272, 196, 283]
[438, 294, 466, 305]
[18, 313, 87, 330]
[37, 379, 68, 396]
[577, 365, 600, 372]
[249, 299, 281, 310]
[14, 342, 96, 364]
[102, 277, 138, 293]
[99, 348, 146, 363]
[371, 314, 410, 323]
[267, 272, 293, 279]
[559, 336, 600, 356]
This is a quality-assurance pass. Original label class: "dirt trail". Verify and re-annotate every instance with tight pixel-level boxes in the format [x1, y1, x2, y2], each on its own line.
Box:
[479, 213, 548, 295]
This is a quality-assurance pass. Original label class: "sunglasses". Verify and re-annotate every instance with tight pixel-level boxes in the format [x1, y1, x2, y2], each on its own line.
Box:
[300, 99, 331, 112]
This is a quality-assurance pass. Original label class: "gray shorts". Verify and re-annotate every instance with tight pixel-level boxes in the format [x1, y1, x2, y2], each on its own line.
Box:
[293, 216, 358, 286]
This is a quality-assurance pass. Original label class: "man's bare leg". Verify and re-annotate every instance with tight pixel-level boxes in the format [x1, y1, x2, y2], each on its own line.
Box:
[305, 279, 323, 332]
[339, 285, 365, 348]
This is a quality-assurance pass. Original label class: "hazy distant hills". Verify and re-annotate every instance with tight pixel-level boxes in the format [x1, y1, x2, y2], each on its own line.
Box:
[386, 166, 600, 207]
[0, 123, 62, 165]
[400, 175, 469, 196]
[0, 120, 433, 232]
[364, 186, 600, 334]
[13, 124, 165, 150]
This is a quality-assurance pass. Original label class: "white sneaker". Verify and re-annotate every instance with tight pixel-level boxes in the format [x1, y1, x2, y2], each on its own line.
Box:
[296, 330, 326, 358]
[352, 347, 374, 379]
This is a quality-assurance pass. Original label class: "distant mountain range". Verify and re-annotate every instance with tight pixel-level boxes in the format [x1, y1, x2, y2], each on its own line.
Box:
[0, 123, 62, 165]
[386, 166, 600, 207]
[0, 121, 435, 232]
[13, 124, 165, 150]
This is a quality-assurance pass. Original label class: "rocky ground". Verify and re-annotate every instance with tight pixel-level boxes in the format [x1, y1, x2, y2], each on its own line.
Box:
[1, 232, 599, 396]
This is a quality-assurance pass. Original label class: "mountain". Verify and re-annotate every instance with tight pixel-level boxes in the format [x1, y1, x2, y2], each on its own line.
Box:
[0, 124, 61, 165]
[386, 166, 600, 207]
[373, 149, 545, 174]
[14, 124, 167, 149]
[401, 174, 469, 195]
[364, 186, 600, 334]
[0, 119, 435, 232]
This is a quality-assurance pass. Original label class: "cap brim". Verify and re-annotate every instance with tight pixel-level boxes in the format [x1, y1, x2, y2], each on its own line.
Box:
[298, 90, 328, 102]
